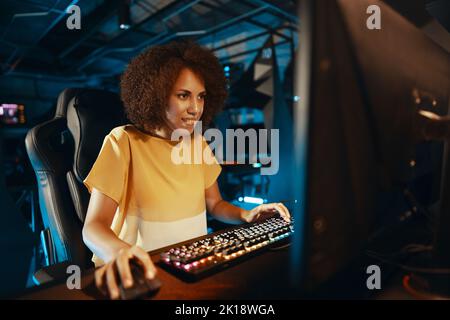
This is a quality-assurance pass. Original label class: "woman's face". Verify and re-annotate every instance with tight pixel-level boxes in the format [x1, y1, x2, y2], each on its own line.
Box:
[164, 67, 206, 134]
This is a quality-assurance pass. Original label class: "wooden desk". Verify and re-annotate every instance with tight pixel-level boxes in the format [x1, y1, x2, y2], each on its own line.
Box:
[18, 247, 293, 300]
[16, 234, 419, 300]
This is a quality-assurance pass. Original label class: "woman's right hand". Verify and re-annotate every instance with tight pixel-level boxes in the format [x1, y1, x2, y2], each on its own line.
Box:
[94, 245, 157, 299]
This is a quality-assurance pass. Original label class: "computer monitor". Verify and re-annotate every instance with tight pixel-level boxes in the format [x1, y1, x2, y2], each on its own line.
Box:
[291, 0, 450, 298]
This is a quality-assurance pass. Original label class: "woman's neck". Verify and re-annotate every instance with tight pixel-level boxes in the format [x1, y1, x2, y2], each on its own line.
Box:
[143, 124, 171, 140]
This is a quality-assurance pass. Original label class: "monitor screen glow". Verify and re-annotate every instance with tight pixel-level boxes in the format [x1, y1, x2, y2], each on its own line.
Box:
[0, 104, 26, 125]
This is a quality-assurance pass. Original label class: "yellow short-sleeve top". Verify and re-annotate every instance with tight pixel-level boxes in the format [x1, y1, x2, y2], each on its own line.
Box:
[83, 124, 222, 266]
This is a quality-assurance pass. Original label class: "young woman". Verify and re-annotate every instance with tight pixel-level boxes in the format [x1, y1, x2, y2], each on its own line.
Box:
[82, 41, 291, 299]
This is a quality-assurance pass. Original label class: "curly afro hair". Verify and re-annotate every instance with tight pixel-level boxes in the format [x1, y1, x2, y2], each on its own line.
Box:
[120, 40, 228, 132]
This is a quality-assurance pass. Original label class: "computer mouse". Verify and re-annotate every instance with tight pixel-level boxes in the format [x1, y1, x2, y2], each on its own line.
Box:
[118, 259, 162, 300]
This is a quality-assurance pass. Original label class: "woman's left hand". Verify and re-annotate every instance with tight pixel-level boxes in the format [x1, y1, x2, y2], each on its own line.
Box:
[242, 202, 291, 223]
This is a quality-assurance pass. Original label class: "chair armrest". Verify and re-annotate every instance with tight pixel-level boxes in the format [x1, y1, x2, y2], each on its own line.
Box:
[32, 261, 73, 285]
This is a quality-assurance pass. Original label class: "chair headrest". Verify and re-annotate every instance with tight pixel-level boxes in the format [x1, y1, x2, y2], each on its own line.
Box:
[67, 89, 128, 182]
[55, 88, 83, 118]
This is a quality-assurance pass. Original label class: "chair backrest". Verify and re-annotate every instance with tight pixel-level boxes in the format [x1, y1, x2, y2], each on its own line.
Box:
[66, 89, 128, 222]
[25, 88, 127, 268]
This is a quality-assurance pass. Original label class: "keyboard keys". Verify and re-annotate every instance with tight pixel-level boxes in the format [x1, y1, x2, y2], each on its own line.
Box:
[160, 217, 294, 278]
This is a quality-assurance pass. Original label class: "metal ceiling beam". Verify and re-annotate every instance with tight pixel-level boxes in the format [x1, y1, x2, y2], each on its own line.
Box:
[1, 0, 297, 81]
[246, 0, 298, 24]
[219, 38, 290, 63]
[58, 0, 121, 59]
[150, 4, 269, 49]
[201, 0, 292, 41]
[136, 1, 153, 13]
[75, 1, 268, 72]
[13, 0, 66, 14]
[212, 30, 271, 52]
[3, 0, 80, 75]
[73, 0, 201, 71]
[211, 24, 293, 52]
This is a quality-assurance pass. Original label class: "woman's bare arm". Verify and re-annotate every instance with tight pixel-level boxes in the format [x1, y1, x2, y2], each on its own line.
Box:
[82, 188, 156, 299]
[205, 182, 247, 224]
[82, 188, 130, 262]
[205, 182, 291, 223]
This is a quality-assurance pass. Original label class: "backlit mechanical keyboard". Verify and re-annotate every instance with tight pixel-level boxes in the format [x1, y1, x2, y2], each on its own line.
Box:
[159, 216, 294, 280]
